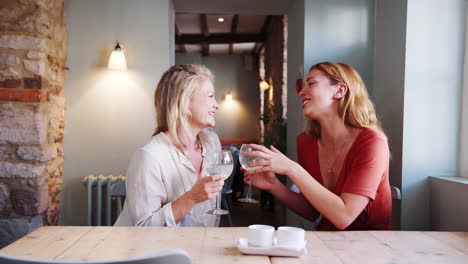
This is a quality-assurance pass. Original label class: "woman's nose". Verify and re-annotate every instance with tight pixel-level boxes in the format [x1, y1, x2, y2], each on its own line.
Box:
[298, 88, 306, 97]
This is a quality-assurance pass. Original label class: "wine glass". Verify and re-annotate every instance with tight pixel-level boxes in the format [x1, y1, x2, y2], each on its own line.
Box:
[237, 144, 262, 203]
[204, 150, 233, 215]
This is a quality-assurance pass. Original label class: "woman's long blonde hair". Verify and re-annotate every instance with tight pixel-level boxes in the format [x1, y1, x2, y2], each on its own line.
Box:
[153, 64, 215, 151]
[306, 62, 384, 137]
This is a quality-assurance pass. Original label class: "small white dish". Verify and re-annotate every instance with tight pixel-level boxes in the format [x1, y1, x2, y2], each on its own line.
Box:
[237, 237, 307, 257]
[248, 224, 275, 247]
[277, 226, 305, 249]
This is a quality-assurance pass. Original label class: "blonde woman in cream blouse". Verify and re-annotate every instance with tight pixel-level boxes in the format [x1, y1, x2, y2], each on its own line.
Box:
[115, 65, 224, 227]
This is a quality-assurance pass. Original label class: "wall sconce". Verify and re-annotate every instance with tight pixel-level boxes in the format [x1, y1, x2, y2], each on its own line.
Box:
[225, 91, 233, 101]
[259, 80, 270, 91]
[108, 41, 127, 71]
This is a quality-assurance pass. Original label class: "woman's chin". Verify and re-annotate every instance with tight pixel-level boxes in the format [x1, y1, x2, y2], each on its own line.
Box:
[302, 109, 313, 118]
[205, 121, 215, 128]
[303, 111, 318, 120]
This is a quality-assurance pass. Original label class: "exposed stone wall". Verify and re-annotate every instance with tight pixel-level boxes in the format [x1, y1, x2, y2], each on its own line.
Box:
[262, 16, 287, 153]
[0, 0, 66, 248]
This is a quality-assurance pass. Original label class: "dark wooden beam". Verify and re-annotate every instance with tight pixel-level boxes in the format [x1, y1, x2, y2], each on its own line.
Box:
[176, 33, 264, 45]
[251, 15, 273, 54]
[200, 14, 209, 36]
[252, 42, 263, 54]
[175, 23, 186, 53]
[200, 14, 209, 56]
[261, 15, 273, 36]
[229, 14, 239, 55]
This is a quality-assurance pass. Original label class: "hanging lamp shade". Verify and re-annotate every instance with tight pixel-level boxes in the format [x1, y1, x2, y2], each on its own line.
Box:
[108, 41, 127, 70]
[259, 80, 270, 90]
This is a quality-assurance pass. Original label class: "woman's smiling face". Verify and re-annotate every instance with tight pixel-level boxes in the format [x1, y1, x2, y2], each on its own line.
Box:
[188, 78, 219, 130]
[299, 68, 338, 119]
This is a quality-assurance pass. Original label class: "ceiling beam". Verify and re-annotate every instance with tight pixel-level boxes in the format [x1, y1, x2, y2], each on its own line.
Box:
[229, 14, 239, 55]
[176, 33, 264, 45]
[260, 15, 273, 37]
[175, 23, 186, 53]
[200, 14, 209, 56]
[252, 15, 273, 54]
[252, 42, 263, 54]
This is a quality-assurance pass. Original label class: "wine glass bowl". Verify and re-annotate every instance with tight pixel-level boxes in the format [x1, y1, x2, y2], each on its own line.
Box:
[238, 144, 262, 203]
[204, 150, 233, 215]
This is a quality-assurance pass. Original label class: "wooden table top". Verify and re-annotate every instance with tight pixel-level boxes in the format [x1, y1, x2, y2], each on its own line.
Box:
[1, 226, 468, 264]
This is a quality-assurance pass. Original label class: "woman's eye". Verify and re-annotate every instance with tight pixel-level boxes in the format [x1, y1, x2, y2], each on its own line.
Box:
[307, 82, 316, 86]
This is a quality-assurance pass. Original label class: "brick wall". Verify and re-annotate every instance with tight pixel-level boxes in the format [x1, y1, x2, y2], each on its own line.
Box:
[0, 0, 67, 248]
[262, 16, 287, 153]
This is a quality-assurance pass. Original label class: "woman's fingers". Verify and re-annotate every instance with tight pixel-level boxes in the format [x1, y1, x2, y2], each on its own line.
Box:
[243, 176, 253, 184]
[207, 183, 223, 194]
[247, 150, 271, 160]
[249, 159, 270, 168]
[270, 145, 281, 153]
[250, 144, 271, 153]
[210, 174, 225, 181]
[252, 166, 272, 173]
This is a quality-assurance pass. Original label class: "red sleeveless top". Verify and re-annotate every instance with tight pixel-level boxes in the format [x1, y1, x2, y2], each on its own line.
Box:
[297, 128, 392, 230]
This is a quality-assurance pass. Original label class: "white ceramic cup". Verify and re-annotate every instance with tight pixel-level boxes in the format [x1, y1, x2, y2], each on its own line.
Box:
[276, 226, 305, 248]
[248, 224, 275, 247]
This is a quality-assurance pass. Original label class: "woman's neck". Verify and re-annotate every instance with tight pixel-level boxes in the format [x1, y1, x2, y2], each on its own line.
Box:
[165, 126, 201, 154]
[318, 114, 355, 149]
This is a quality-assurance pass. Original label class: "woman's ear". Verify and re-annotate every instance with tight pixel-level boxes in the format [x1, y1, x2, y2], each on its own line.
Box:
[334, 83, 348, 99]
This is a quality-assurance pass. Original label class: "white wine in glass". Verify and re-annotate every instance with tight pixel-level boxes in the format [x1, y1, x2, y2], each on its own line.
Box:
[238, 144, 262, 203]
[204, 150, 233, 215]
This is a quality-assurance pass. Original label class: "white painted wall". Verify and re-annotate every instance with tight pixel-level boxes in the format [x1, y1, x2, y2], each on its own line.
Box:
[287, 0, 374, 164]
[286, 0, 305, 164]
[285, 0, 374, 228]
[175, 53, 260, 139]
[431, 177, 468, 231]
[402, 0, 465, 230]
[173, 0, 294, 15]
[286, 0, 307, 228]
[303, 0, 374, 92]
[374, 0, 465, 230]
[62, 0, 174, 225]
[461, 3, 468, 178]
[373, 0, 407, 229]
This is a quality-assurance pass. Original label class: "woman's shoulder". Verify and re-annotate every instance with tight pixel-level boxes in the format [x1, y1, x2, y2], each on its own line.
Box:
[133, 133, 172, 160]
[357, 127, 387, 143]
[352, 127, 389, 154]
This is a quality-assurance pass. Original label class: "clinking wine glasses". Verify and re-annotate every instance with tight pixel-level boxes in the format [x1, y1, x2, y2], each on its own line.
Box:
[238, 144, 263, 203]
[204, 150, 233, 215]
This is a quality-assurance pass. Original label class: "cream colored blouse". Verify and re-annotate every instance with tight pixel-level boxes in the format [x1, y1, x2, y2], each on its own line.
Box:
[114, 131, 221, 227]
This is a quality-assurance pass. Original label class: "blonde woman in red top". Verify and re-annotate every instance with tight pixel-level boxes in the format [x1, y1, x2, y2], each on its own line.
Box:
[245, 62, 392, 230]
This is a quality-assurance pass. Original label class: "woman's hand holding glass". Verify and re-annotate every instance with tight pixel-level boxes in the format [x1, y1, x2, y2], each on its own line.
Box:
[187, 173, 224, 204]
[204, 150, 233, 215]
[243, 170, 279, 193]
[245, 144, 297, 176]
[238, 144, 263, 203]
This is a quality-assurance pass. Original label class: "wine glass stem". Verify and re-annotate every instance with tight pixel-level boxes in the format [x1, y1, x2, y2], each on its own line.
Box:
[247, 183, 252, 199]
[215, 191, 220, 210]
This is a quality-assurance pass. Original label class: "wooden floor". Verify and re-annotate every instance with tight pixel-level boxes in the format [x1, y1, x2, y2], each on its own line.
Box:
[220, 188, 285, 227]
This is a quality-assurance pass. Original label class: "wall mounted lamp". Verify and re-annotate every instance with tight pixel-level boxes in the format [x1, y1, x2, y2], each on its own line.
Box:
[259, 80, 270, 91]
[108, 41, 127, 71]
[225, 91, 233, 101]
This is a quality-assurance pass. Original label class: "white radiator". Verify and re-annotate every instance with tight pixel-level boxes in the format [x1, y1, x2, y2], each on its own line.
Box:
[82, 175, 126, 226]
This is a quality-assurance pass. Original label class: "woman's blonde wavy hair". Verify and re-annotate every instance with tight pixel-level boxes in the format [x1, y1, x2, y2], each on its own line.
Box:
[306, 62, 384, 138]
[153, 64, 215, 151]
